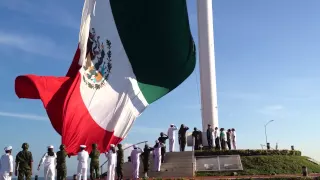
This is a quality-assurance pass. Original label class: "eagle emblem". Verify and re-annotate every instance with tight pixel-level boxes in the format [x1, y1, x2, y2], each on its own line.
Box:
[82, 27, 112, 90]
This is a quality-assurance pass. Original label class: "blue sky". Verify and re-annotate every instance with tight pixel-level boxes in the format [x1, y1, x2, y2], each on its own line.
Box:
[1, 0, 320, 175]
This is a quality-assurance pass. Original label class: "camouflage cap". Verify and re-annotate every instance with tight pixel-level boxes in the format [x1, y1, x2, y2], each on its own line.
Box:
[92, 143, 97, 148]
[22, 143, 29, 149]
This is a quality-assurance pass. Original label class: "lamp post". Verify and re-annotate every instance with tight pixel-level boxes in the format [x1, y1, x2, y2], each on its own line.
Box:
[264, 120, 274, 148]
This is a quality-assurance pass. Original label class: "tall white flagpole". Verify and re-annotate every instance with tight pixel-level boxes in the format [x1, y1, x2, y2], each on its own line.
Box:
[197, 0, 219, 135]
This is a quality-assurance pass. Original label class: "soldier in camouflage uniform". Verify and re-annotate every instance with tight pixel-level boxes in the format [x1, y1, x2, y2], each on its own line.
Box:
[15, 143, 33, 180]
[56, 144, 68, 180]
[142, 144, 154, 178]
[116, 144, 124, 180]
[89, 143, 100, 180]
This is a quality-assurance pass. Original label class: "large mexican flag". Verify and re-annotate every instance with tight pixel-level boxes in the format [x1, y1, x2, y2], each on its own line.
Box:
[15, 0, 196, 155]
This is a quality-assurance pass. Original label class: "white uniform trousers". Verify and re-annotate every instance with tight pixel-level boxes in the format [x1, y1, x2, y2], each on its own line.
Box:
[169, 139, 175, 152]
[0, 173, 12, 180]
[132, 161, 140, 179]
[232, 140, 237, 149]
[77, 167, 87, 180]
[44, 166, 55, 180]
[106, 164, 115, 180]
[153, 156, 161, 172]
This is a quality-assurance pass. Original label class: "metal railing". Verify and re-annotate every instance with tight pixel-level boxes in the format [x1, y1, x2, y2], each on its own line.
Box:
[195, 155, 243, 172]
[99, 141, 148, 176]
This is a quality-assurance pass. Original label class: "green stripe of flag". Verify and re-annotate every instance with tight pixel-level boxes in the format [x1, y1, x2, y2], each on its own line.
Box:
[110, 0, 196, 104]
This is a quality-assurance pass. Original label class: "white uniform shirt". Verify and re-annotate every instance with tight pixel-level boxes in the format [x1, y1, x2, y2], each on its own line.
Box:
[167, 126, 177, 139]
[40, 153, 57, 168]
[153, 147, 161, 157]
[77, 150, 89, 168]
[232, 131, 237, 141]
[214, 129, 220, 139]
[130, 149, 143, 163]
[153, 144, 164, 157]
[105, 151, 117, 166]
[0, 154, 13, 174]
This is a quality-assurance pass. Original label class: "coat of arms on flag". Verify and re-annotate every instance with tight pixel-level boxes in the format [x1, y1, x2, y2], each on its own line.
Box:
[82, 27, 112, 90]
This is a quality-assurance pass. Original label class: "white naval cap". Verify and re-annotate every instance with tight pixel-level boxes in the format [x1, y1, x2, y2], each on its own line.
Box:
[170, 124, 174, 126]
[133, 145, 137, 149]
[4, 146, 12, 151]
[48, 145, 54, 149]
[80, 145, 86, 148]
[155, 140, 159, 143]
[110, 144, 115, 147]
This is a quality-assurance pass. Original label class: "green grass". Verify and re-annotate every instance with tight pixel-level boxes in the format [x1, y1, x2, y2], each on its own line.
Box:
[195, 149, 301, 156]
[197, 155, 320, 176]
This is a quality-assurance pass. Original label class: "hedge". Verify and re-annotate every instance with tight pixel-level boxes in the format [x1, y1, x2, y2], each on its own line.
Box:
[195, 149, 302, 156]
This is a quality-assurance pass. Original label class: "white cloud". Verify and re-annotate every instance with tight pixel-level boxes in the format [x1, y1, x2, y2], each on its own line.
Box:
[182, 104, 201, 110]
[0, 31, 70, 59]
[219, 91, 262, 101]
[129, 125, 164, 134]
[0, 111, 48, 121]
[264, 105, 284, 111]
[0, 0, 79, 29]
[257, 105, 285, 116]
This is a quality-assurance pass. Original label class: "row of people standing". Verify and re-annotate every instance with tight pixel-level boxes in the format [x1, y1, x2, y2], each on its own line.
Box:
[152, 124, 239, 161]
[206, 125, 237, 150]
[78, 143, 125, 180]
[153, 124, 180, 165]
[130, 124, 181, 179]
[0, 142, 126, 180]
[175, 124, 238, 151]
[127, 140, 165, 179]
[139, 124, 188, 179]
[1, 139, 175, 180]
[38, 143, 123, 180]
[180, 125, 237, 151]
[76, 144, 123, 180]
[1, 125, 236, 180]
[0, 143, 67, 180]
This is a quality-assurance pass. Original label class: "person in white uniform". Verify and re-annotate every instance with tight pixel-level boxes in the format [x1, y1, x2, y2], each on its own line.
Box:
[167, 124, 177, 152]
[130, 145, 143, 180]
[37, 145, 57, 180]
[231, 128, 237, 149]
[153, 140, 164, 172]
[77, 145, 89, 180]
[214, 127, 220, 150]
[0, 146, 13, 180]
[104, 144, 117, 180]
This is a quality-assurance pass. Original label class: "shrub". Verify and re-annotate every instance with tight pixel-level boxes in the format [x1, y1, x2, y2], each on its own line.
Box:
[195, 149, 302, 156]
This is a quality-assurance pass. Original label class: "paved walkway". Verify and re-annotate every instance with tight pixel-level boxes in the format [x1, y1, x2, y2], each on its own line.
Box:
[138, 173, 320, 179]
